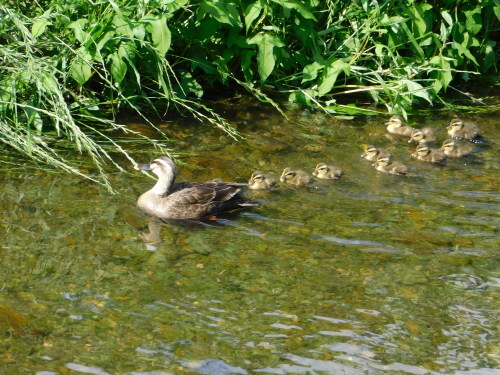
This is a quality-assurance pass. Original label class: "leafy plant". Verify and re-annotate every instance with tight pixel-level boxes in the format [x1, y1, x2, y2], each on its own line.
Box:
[0, 0, 497, 188]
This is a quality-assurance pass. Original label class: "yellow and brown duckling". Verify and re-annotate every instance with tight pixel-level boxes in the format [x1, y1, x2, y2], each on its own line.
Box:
[385, 115, 415, 137]
[360, 145, 391, 162]
[280, 167, 313, 186]
[412, 144, 447, 164]
[440, 139, 475, 158]
[312, 162, 344, 180]
[447, 117, 482, 142]
[408, 128, 437, 144]
[373, 155, 410, 176]
[248, 171, 277, 190]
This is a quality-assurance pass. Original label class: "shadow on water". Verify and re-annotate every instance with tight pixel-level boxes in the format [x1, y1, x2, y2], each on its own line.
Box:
[1, 98, 499, 374]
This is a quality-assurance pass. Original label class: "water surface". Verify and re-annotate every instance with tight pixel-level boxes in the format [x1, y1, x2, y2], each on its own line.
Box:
[1, 100, 498, 374]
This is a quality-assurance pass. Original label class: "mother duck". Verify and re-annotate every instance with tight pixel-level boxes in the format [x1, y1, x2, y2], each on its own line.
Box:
[135, 156, 257, 220]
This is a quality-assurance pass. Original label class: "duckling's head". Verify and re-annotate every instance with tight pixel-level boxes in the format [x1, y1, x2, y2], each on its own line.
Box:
[312, 163, 329, 177]
[442, 139, 456, 150]
[248, 171, 274, 190]
[415, 144, 430, 156]
[136, 156, 177, 178]
[375, 155, 391, 167]
[280, 167, 296, 182]
[448, 117, 464, 130]
[409, 129, 424, 143]
[385, 115, 404, 128]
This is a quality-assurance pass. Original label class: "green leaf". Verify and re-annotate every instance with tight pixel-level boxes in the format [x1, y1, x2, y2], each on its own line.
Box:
[276, 0, 317, 21]
[32, 18, 51, 38]
[301, 61, 322, 83]
[245, 1, 263, 31]
[317, 60, 350, 96]
[247, 33, 285, 81]
[109, 53, 127, 83]
[402, 80, 432, 104]
[464, 8, 482, 35]
[379, 15, 406, 26]
[67, 19, 89, 44]
[200, 0, 243, 27]
[142, 14, 171, 56]
[70, 48, 93, 85]
[441, 11, 453, 27]
[429, 55, 452, 92]
[39, 72, 60, 95]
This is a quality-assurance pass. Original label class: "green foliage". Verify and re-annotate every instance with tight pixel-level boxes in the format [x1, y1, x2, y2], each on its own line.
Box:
[0, 0, 497, 186]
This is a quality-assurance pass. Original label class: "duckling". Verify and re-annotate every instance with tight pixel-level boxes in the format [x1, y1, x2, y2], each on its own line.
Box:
[248, 171, 276, 190]
[440, 139, 474, 158]
[312, 162, 344, 180]
[385, 115, 415, 137]
[412, 144, 447, 164]
[135, 156, 257, 220]
[373, 156, 410, 176]
[360, 145, 391, 162]
[408, 128, 437, 144]
[280, 167, 312, 186]
[447, 117, 481, 142]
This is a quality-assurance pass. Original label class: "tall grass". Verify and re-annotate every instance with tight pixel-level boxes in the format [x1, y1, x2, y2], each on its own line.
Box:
[0, 0, 497, 189]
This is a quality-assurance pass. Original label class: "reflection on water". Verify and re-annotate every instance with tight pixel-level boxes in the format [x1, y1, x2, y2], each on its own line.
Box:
[1, 99, 499, 374]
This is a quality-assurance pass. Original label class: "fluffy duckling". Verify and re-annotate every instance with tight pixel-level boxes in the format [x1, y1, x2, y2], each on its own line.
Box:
[447, 117, 481, 142]
[440, 139, 474, 158]
[312, 163, 344, 180]
[412, 144, 447, 164]
[373, 156, 410, 176]
[360, 145, 391, 162]
[385, 115, 415, 137]
[248, 171, 276, 190]
[280, 167, 312, 186]
[408, 128, 437, 144]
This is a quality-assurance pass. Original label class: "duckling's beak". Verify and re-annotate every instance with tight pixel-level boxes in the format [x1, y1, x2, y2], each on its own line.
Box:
[280, 176, 285, 182]
[134, 163, 152, 171]
[384, 121, 391, 125]
[408, 138, 414, 143]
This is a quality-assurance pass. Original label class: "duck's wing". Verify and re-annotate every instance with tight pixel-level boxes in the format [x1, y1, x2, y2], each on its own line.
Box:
[170, 182, 243, 206]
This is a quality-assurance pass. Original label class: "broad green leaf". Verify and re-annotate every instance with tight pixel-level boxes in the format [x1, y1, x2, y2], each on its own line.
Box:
[289, 89, 318, 106]
[402, 80, 432, 104]
[247, 33, 285, 81]
[177, 72, 203, 98]
[109, 53, 127, 83]
[379, 15, 406, 26]
[23, 100, 43, 132]
[441, 11, 453, 27]
[96, 31, 114, 53]
[0, 79, 14, 112]
[32, 18, 51, 38]
[70, 48, 93, 85]
[275, 0, 317, 21]
[113, 16, 134, 38]
[317, 60, 350, 96]
[429, 55, 452, 92]
[67, 19, 89, 44]
[39, 72, 59, 95]
[245, 1, 263, 31]
[301, 61, 322, 83]
[142, 14, 171, 56]
[200, 0, 243, 27]
[464, 9, 482, 35]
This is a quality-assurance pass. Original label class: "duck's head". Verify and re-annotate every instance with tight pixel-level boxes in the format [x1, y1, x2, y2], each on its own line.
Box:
[409, 129, 424, 143]
[375, 155, 391, 167]
[448, 117, 464, 130]
[312, 163, 329, 177]
[415, 144, 430, 156]
[385, 115, 404, 127]
[248, 171, 273, 189]
[361, 145, 378, 157]
[442, 139, 456, 150]
[135, 156, 177, 178]
[280, 167, 296, 182]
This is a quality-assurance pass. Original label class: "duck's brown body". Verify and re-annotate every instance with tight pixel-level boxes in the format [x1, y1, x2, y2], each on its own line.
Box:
[136, 157, 256, 220]
[447, 117, 481, 141]
[374, 156, 409, 176]
[248, 171, 276, 190]
[360, 145, 391, 162]
[280, 167, 312, 186]
[312, 163, 344, 180]
[408, 128, 436, 144]
[385, 116, 415, 137]
[412, 144, 447, 164]
[440, 139, 474, 158]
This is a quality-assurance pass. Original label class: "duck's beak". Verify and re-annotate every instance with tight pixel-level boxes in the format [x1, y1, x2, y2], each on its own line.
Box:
[134, 163, 152, 171]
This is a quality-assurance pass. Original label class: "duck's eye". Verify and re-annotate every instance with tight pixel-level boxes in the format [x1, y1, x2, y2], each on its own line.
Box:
[319, 166, 327, 171]
[254, 175, 263, 182]
[286, 172, 295, 178]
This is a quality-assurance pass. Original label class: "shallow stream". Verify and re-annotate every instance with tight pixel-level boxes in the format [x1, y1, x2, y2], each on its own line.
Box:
[1, 99, 498, 374]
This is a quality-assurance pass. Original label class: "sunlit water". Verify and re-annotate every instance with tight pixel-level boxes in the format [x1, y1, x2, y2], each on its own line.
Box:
[1, 99, 499, 375]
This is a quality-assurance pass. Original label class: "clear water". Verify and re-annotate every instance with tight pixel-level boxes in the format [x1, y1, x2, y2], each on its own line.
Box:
[1, 99, 498, 374]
